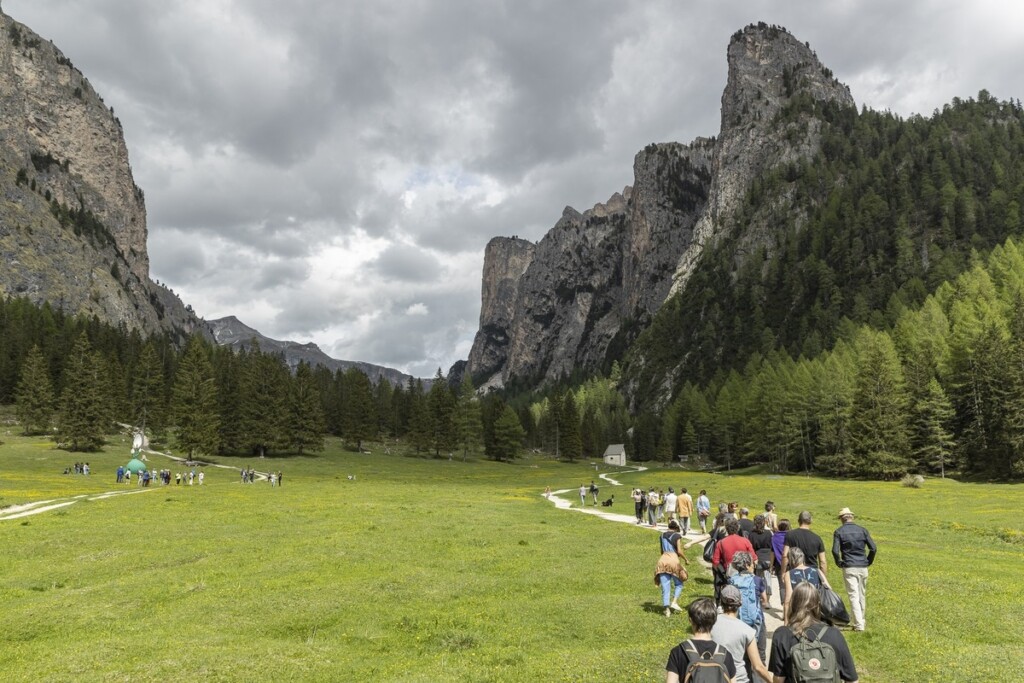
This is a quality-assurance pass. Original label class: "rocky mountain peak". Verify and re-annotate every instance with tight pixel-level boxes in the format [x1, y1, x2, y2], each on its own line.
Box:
[722, 23, 853, 133]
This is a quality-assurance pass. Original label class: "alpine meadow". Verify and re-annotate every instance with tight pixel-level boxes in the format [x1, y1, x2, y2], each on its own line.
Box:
[1, 5, 1024, 683]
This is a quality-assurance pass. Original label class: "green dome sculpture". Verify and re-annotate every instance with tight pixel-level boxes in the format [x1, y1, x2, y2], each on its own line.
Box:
[125, 458, 147, 474]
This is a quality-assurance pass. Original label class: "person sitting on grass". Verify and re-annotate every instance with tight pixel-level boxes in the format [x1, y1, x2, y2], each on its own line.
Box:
[655, 520, 690, 617]
[664, 597, 737, 683]
[769, 582, 859, 683]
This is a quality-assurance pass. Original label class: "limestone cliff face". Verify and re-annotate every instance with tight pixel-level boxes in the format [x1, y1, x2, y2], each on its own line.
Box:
[464, 23, 855, 392]
[466, 237, 535, 387]
[669, 24, 854, 293]
[0, 10, 199, 335]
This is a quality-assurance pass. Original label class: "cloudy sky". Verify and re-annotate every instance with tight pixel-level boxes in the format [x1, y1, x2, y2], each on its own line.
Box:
[7, 1, 1023, 377]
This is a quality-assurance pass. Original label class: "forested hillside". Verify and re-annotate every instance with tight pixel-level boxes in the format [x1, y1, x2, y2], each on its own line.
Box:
[627, 92, 1024, 397]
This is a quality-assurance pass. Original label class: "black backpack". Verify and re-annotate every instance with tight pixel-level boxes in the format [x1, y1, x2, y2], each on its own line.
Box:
[789, 626, 840, 682]
[681, 640, 730, 683]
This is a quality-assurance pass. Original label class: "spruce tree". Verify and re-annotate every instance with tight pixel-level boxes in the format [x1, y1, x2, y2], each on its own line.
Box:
[911, 378, 957, 477]
[129, 342, 167, 437]
[171, 336, 220, 460]
[288, 361, 326, 454]
[342, 368, 377, 452]
[57, 336, 107, 451]
[454, 373, 483, 460]
[406, 379, 431, 453]
[846, 329, 912, 477]
[238, 344, 288, 457]
[490, 404, 525, 461]
[15, 345, 54, 435]
[559, 391, 583, 461]
[427, 369, 456, 457]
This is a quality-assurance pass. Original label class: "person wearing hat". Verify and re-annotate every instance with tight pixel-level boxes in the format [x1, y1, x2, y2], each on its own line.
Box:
[711, 585, 772, 683]
[832, 507, 877, 632]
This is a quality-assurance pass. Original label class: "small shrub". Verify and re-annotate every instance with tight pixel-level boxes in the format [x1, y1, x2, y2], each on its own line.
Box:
[901, 474, 925, 488]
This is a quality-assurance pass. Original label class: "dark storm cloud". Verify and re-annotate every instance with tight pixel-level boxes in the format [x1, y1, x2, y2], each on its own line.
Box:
[7, 0, 1023, 375]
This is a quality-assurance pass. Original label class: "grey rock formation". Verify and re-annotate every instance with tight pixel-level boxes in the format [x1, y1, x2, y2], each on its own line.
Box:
[0, 10, 200, 336]
[207, 316, 419, 387]
[464, 23, 854, 393]
[669, 24, 854, 294]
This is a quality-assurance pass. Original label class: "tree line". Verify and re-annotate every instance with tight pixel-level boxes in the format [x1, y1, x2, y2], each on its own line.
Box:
[1, 298, 528, 461]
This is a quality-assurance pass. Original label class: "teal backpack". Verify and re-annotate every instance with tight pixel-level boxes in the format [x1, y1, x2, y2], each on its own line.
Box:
[729, 573, 762, 627]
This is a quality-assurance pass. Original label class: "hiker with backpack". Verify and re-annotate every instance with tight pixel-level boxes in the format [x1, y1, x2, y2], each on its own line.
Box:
[664, 597, 738, 683]
[655, 520, 690, 617]
[727, 551, 768, 671]
[711, 585, 772, 683]
[768, 581, 859, 683]
[782, 547, 833, 624]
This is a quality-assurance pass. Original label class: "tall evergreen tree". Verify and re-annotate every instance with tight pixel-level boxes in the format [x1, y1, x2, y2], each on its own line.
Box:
[427, 369, 456, 457]
[171, 336, 220, 460]
[559, 391, 583, 461]
[129, 342, 167, 436]
[454, 373, 483, 460]
[407, 379, 432, 453]
[57, 335, 107, 451]
[845, 329, 912, 477]
[15, 345, 54, 435]
[288, 361, 326, 454]
[489, 404, 525, 461]
[238, 344, 288, 457]
[911, 378, 957, 477]
[342, 368, 377, 452]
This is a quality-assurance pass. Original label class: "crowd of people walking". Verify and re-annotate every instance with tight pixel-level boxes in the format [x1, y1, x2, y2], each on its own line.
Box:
[651, 491, 876, 683]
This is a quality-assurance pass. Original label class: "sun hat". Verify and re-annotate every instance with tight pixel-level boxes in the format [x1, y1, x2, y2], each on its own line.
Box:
[838, 507, 854, 518]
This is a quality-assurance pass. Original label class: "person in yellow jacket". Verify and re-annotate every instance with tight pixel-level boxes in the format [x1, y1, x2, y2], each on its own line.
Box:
[676, 487, 695, 535]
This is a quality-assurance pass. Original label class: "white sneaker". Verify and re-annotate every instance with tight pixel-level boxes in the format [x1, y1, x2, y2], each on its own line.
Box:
[664, 607, 672, 617]
[669, 602, 682, 612]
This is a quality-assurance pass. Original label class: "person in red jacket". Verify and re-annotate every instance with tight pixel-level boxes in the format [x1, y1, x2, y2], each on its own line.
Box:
[712, 520, 756, 578]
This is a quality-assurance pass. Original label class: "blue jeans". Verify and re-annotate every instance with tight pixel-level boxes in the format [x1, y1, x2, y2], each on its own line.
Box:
[658, 573, 684, 606]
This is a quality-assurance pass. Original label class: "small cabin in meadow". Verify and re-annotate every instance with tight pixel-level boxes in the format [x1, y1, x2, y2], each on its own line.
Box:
[603, 444, 626, 467]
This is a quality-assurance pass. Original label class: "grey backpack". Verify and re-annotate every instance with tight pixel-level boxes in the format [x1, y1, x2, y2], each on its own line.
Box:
[789, 626, 840, 682]
[681, 640, 730, 683]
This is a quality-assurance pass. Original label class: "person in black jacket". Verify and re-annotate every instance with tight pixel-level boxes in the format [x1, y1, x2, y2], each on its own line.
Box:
[832, 507, 877, 632]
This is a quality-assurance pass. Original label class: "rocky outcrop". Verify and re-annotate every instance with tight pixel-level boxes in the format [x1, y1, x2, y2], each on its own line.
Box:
[669, 23, 854, 294]
[464, 23, 855, 392]
[0, 9, 200, 336]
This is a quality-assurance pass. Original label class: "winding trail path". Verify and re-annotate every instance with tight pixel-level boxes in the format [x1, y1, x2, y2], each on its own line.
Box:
[544, 467, 785, 650]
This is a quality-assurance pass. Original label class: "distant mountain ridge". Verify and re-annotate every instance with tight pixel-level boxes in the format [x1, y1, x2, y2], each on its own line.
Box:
[207, 316, 419, 387]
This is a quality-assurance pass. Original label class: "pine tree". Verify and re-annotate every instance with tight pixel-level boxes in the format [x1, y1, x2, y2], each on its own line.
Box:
[129, 342, 167, 436]
[238, 344, 288, 457]
[57, 335, 107, 451]
[15, 345, 54, 435]
[171, 336, 220, 460]
[288, 361, 326, 454]
[454, 372, 483, 460]
[490, 404, 526, 461]
[342, 368, 377, 452]
[407, 379, 431, 453]
[427, 369, 456, 457]
[911, 378, 957, 477]
[559, 391, 583, 461]
[846, 329, 912, 477]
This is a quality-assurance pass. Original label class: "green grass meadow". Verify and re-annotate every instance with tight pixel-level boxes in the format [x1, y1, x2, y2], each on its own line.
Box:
[1, 433, 1022, 682]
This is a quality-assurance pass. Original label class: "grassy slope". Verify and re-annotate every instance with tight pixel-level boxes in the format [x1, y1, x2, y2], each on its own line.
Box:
[1, 435, 1021, 682]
